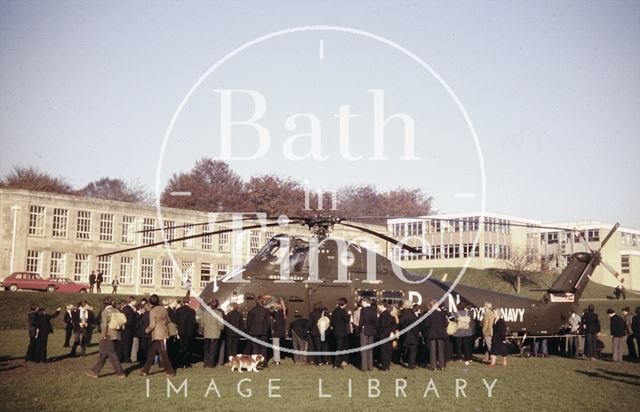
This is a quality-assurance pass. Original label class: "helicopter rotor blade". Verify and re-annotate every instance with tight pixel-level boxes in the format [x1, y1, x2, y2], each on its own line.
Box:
[338, 221, 423, 254]
[98, 220, 302, 257]
[576, 231, 594, 253]
[600, 259, 624, 284]
[598, 223, 620, 251]
[136, 214, 285, 233]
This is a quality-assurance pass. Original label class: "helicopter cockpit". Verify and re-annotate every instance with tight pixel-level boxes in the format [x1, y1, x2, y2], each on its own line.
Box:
[252, 234, 310, 273]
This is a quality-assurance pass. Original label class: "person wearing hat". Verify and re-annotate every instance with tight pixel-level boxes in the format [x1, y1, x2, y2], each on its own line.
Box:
[607, 308, 626, 362]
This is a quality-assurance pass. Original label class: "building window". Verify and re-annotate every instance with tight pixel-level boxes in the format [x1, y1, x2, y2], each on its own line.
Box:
[181, 261, 193, 288]
[28, 205, 45, 236]
[121, 216, 136, 244]
[462, 243, 480, 258]
[50, 252, 66, 278]
[249, 230, 261, 254]
[97, 256, 112, 284]
[161, 260, 174, 287]
[265, 231, 274, 241]
[26, 250, 42, 274]
[163, 220, 176, 244]
[74, 254, 90, 282]
[218, 227, 230, 252]
[201, 224, 213, 251]
[99, 213, 114, 242]
[52, 208, 68, 238]
[142, 218, 155, 245]
[217, 263, 228, 278]
[547, 232, 558, 245]
[587, 229, 600, 242]
[120, 256, 133, 285]
[621, 255, 630, 275]
[200, 262, 211, 289]
[183, 225, 195, 249]
[76, 211, 92, 240]
[141, 258, 154, 286]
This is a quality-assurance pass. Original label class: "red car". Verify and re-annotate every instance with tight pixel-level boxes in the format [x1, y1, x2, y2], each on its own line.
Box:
[1, 272, 89, 293]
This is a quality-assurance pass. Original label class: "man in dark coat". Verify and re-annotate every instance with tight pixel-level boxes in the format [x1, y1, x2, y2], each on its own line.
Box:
[423, 301, 448, 370]
[34, 307, 61, 363]
[359, 297, 378, 371]
[632, 307, 640, 363]
[70, 301, 91, 356]
[308, 302, 330, 365]
[89, 271, 96, 293]
[176, 301, 197, 368]
[121, 296, 137, 362]
[582, 304, 601, 360]
[63, 304, 74, 347]
[224, 303, 244, 358]
[26, 303, 39, 362]
[96, 272, 104, 293]
[246, 297, 271, 366]
[289, 316, 309, 364]
[399, 303, 420, 369]
[608, 309, 626, 362]
[331, 297, 350, 368]
[377, 303, 397, 371]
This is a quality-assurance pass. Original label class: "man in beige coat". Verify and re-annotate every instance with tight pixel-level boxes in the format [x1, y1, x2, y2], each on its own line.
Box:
[88, 296, 125, 378]
[140, 294, 176, 377]
[482, 302, 494, 361]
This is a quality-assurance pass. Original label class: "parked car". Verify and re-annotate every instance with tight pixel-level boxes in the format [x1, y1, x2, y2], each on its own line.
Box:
[1, 272, 89, 293]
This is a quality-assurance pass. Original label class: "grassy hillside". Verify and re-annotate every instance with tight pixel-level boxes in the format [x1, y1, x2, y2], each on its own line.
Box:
[411, 267, 638, 301]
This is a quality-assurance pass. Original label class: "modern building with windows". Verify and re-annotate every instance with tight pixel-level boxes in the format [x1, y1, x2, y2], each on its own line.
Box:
[540, 221, 640, 291]
[388, 213, 639, 291]
[388, 212, 541, 269]
[0, 188, 388, 296]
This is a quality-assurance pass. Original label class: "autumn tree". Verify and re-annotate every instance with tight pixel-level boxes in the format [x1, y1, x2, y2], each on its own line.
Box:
[160, 158, 246, 212]
[336, 185, 433, 223]
[0, 165, 74, 194]
[245, 174, 308, 216]
[80, 177, 151, 203]
[501, 247, 540, 293]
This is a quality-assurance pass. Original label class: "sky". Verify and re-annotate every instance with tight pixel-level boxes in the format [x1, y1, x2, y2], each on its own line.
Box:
[1, 0, 639, 228]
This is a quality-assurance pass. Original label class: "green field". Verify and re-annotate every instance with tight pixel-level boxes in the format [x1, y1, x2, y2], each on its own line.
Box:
[1, 328, 639, 411]
[1, 272, 639, 411]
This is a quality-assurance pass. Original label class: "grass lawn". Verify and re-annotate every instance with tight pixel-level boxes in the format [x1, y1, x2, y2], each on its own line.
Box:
[0, 329, 639, 411]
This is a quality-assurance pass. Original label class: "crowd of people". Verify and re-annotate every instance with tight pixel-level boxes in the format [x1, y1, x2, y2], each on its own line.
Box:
[25, 295, 640, 378]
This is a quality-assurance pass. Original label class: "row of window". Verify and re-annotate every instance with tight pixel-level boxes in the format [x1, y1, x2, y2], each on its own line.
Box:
[27, 205, 274, 253]
[390, 217, 513, 238]
[620, 232, 640, 248]
[543, 229, 600, 244]
[394, 243, 483, 261]
[24, 250, 229, 289]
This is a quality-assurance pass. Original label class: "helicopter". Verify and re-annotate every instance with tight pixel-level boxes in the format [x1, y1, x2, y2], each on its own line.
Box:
[98, 213, 622, 340]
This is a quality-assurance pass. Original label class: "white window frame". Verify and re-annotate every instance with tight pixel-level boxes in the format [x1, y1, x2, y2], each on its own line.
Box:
[161, 259, 174, 287]
[26, 250, 42, 274]
[99, 213, 114, 242]
[74, 254, 90, 282]
[142, 218, 155, 245]
[141, 258, 154, 286]
[120, 256, 133, 285]
[50, 251, 66, 278]
[28, 206, 45, 236]
[76, 211, 92, 240]
[121, 215, 136, 244]
[52, 208, 68, 238]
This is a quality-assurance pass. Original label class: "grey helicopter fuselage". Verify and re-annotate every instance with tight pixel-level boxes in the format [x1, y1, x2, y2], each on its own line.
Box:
[200, 234, 596, 337]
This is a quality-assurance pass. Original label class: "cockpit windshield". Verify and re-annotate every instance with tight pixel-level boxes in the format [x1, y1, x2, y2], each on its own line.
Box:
[255, 235, 289, 264]
[254, 235, 310, 272]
